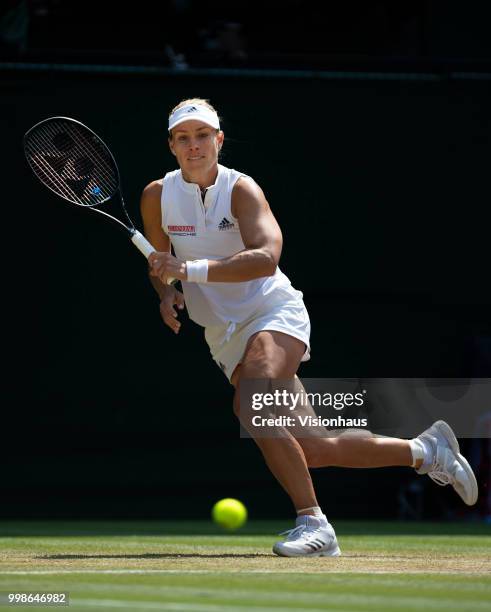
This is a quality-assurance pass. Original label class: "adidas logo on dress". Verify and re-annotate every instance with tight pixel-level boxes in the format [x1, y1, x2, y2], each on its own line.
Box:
[218, 217, 234, 230]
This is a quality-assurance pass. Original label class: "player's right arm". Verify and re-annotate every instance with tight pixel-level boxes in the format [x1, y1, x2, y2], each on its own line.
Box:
[140, 180, 185, 334]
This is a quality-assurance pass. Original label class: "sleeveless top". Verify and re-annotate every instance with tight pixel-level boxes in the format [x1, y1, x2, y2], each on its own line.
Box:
[161, 164, 303, 330]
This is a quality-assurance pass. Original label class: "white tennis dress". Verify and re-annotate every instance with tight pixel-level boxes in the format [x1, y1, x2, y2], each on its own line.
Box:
[161, 164, 310, 380]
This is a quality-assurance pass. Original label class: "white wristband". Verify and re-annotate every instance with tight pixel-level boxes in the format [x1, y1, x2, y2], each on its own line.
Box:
[186, 259, 209, 283]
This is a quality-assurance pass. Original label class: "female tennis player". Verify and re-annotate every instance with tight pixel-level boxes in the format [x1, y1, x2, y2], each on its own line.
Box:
[141, 98, 478, 557]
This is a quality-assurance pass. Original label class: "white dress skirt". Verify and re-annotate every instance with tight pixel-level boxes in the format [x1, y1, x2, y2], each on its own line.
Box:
[204, 291, 311, 382]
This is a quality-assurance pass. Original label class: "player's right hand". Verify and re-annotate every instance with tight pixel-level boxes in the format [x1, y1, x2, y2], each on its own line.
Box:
[159, 286, 185, 334]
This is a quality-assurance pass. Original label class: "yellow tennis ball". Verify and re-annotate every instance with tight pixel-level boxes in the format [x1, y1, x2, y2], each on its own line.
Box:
[212, 498, 247, 530]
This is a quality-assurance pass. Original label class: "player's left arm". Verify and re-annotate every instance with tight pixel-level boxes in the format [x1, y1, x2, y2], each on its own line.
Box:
[206, 177, 283, 282]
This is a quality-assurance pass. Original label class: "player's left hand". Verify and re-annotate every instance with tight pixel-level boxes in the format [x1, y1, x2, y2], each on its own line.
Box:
[149, 252, 186, 284]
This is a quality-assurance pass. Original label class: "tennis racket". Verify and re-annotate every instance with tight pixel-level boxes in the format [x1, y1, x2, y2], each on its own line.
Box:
[23, 116, 174, 283]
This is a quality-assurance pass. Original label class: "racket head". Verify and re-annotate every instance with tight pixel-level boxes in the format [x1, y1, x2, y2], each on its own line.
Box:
[23, 117, 121, 208]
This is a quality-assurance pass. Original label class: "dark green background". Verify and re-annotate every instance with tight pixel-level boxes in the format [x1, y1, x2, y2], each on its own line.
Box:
[2, 69, 489, 519]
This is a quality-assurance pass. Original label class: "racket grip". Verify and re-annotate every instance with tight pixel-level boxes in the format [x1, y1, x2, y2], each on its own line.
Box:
[131, 230, 154, 258]
[131, 230, 175, 285]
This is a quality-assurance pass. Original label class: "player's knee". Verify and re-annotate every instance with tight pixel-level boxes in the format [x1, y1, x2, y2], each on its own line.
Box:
[239, 357, 277, 380]
[240, 334, 284, 379]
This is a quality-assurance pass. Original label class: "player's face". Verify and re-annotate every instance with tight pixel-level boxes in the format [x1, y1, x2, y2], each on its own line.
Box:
[169, 120, 223, 172]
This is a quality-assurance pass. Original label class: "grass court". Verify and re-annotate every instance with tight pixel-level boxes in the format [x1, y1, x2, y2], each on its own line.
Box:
[0, 520, 490, 611]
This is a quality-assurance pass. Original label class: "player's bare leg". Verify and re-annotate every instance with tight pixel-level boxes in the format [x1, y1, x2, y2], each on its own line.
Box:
[302, 433, 412, 467]
[231, 330, 341, 556]
[231, 331, 319, 512]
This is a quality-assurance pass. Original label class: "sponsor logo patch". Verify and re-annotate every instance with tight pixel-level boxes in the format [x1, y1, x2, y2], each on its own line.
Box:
[168, 224, 196, 236]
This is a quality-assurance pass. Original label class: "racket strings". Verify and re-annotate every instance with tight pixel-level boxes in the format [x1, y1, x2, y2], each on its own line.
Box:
[43, 120, 116, 187]
[35, 122, 116, 202]
[25, 119, 118, 206]
[26, 128, 105, 205]
[26, 137, 80, 203]
[27, 127, 83, 198]
[59, 122, 118, 195]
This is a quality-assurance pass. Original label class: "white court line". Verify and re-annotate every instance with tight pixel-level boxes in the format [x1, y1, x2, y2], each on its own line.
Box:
[66, 599, 358, 612]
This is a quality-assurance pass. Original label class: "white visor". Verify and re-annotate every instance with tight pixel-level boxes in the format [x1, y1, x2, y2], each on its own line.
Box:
[168, 104, 220, 132]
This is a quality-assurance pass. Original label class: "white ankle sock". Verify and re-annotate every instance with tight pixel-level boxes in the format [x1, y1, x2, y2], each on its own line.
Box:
[409, 438, 430, 468]
[409, 439, 424, 467]
[297, 506, 324, 518]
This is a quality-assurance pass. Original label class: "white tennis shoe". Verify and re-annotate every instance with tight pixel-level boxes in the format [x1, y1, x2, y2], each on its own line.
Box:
[272, 515, 341, 557]
[416, 420, 478, 506]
